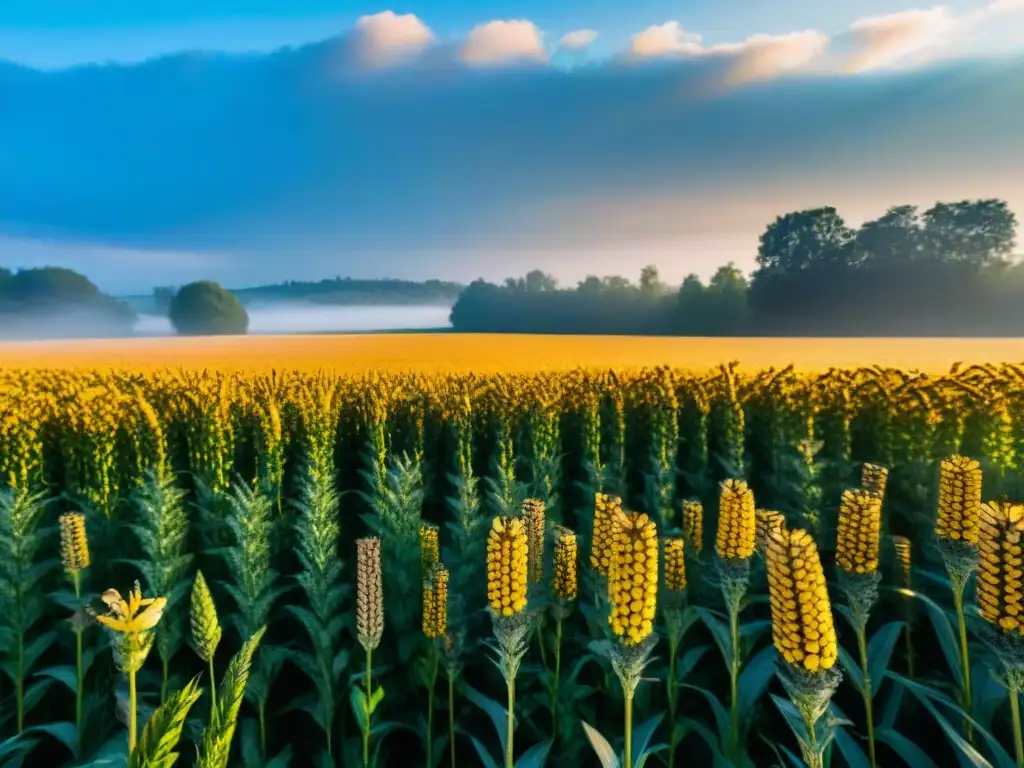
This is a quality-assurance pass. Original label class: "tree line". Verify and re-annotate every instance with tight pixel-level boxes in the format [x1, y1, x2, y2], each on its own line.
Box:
[450, 198, 1023, 336]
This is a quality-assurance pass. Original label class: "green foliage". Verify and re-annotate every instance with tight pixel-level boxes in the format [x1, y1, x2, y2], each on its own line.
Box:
[128, 676, 203, 768]
[215, 479, 287, 732]
[130, 470, 192, 680]
[0, 267, 136, 335]
[288, 466, 347, 756]
[362, 454, 426, 664]
[0, 490, 56, 733]
[189, 571, 221, 664]
[6, 364, 1024, 766]
[196, 627, 267, 768]
[168, 281, 249, 336]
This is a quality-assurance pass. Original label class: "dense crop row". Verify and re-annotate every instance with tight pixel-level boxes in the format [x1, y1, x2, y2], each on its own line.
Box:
[2, 363, 1024, 767]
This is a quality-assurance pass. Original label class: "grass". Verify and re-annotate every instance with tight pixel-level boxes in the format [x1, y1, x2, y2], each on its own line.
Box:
[1, 332, 1023, 374]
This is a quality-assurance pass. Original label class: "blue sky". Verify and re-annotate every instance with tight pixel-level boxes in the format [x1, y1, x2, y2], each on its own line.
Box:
[1, 0, 1019, 68]
[1, 1, 1022, 293]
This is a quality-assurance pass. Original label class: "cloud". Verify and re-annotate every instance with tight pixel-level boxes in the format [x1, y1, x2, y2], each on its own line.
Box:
[347, 11, 436, 68]
[706, 31, 830, 85]
[989, 0, 1024, 13]
[833, 7, 957, 73]
[626, 21, 704, 59]
[0, 14, 1022, 290]
[626, 22, 827, 87]
[459, 20, 547, 67]
[559, 29, 598, 51]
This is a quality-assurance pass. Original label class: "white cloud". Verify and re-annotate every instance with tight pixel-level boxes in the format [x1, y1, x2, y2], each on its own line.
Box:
[559, 29, 598, 51]
[837, 7, 957, 73]
[459, 20, 547, 67]
[348, 11, 435, 68]
[707, 31, 830, 84]
[989, 0, 1024, 13]
[626, 22, 828, 86]
[626, 21, 703, 59]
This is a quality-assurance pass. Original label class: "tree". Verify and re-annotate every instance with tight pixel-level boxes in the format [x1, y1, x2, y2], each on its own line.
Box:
[524, 270, 558, 293]
[601, 276, 634, 294]
[922, 199, 1017, 266]
[639, 265, 667, 298]
[577, 276, 604, 295]
[755, 207, 854, 273]
[0, 267, 136, 338]
[169, 281, 249, 336]
[675, 274, 707, 333]
[706, 264, 749, 334]
[855, 205, 923, 265]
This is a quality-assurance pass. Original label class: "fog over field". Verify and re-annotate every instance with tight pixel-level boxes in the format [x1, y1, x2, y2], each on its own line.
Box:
[133, 303, 453, 337]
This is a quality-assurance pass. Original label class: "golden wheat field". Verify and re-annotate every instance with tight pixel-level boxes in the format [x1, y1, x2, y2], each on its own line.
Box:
[1, 332, 1024, 373]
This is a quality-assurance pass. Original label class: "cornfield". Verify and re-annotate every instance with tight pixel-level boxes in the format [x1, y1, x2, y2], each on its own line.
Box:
[2, 361, 1024, 767]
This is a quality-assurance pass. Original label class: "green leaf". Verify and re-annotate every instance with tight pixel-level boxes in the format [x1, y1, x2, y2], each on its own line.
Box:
[973, 663, 1007, 732]
[468, 735, 502, 768]
[129, 676, 204, 768]
[697, 608, 732, 668]
[0, 736, 37, 765]
[867, 622, 904, 698]
[679, 717, 729, 767]
[515, 739, 552, 768]
[463, 684, 513, 757]
[631, 714, 663, 765]
[368, 684, 385, 715]
[332, 647, 350, 680]
[892, 673, 1012, 768]
[580, 720, 619, 768]
[770, 695, 808, 745]
[779, 744, 805, 768]
[878, 684, 905, 729]
[676, 646, 708, 681]
[23, 722, 77, 755]
[349, 687, 369, 732]
[876, 728, 939, 768]
[838, 647, 865, 696]
[34, 665, 78, 695]
[831, 720, 870, 768]
[899, 589, 963, 689]
[680, 684, 730, 746]
[737, 645, 776, 720]
[739, 619, 772, 640]
[196, 626, 267, 768]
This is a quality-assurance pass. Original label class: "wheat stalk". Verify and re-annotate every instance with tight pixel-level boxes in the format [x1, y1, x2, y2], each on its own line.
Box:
[196, 626, 268, 768]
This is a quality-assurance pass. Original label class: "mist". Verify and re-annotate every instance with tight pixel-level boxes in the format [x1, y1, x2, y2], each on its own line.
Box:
[133, 303, 453, 337]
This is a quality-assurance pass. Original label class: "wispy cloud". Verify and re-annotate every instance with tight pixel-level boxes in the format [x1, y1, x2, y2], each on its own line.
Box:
[558, 29, 598, 52]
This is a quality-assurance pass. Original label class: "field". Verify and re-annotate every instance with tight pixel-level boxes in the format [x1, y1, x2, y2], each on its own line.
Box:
[2, 332, 1024, 373]
[2, 357, 1024, 768]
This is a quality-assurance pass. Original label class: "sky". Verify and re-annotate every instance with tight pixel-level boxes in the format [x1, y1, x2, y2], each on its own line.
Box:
[1, 1, 1023, 294]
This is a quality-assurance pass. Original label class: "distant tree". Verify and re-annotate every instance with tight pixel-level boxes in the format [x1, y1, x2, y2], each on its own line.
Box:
[922, 199, 1017, 266]
[698, 264, 748, 334]
[601, 276, 634, 294]
[675, 274, 707, 333]
[639, 264, 668, 297]
[577, 276, 604, 295]
[755, 207, 854, 273]
[0, 266, 136, 336]
[855, 205, 923, 265]
[524, 270, 558, 293]
[169, 280, 249, 336]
